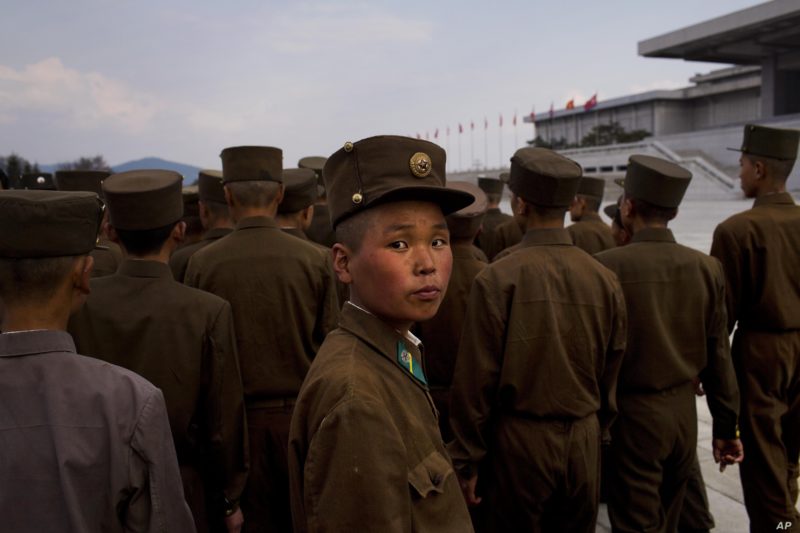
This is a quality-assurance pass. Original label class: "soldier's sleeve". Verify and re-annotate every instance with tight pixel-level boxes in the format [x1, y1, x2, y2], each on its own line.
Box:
[301, 399, 410, 532]
[709, 223, 743, 333]
[599, 277, 627, 435]
[699, 260, 740, 440]
[126, 389, 196, 533]
[447, 272, 506, 477]
[204, 301, 249, 511]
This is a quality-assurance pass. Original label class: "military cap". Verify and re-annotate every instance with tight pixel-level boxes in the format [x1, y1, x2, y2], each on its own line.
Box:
[323, 135, 473, 228]
[577, 176, 605, 200]
[624, 155, 691, 208]
[477, 176, 504, 195]
[182, 185, 200, 218]
[298, 156, 328, 193]
[102, 170, 184, 231]
[508, 147, 582, 207]
[446, 181, 488, 239]
[729, 124, 799, 161]
[0, 190, 102, 258]
[197, 170, 226, 204]
[220, 146, 283, 183]
[279, 168, 319, 214]
[20, 173, 56, 190]
[54, 170, 111, 196]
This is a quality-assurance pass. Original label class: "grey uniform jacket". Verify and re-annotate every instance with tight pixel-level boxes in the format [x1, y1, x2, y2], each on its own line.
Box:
[0, 330, 195, 532]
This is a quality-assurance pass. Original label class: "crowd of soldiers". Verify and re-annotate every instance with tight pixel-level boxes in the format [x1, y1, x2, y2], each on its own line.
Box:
[0, 123, 798, 533]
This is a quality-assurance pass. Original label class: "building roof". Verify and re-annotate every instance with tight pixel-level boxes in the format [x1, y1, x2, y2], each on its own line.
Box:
[638, 0, 800, 65]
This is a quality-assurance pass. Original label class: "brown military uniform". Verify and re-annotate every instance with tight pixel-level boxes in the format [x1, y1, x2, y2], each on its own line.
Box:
[474, 207, 512, 258]
[170, 227, 233, 282]
[415, 243, 487, 441]
[306, 203, 335, 247]
[289, 303, 474, 533]
[69, 260, 248, 532]
[0, 330, 196, 532]
[186, 215, 339, 532]
[91, 237, 123, 277]
[487, 215, 525, 260]
[596, 228, 739, 532]
[567, 211, 615, 254]
[449, 228, 627, 532]
[711, 192, 800, 531]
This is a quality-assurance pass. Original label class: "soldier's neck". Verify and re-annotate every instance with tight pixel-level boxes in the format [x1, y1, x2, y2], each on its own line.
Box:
[2, 303, 70, 333]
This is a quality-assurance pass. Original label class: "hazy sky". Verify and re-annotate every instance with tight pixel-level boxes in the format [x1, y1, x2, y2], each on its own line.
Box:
[1, 0, 761, 171]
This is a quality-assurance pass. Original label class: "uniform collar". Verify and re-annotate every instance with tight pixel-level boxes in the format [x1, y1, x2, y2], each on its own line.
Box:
[236, 216, 278, 230]
[487, 207, 502, 214]
[0, 330, 76, 358]
[338, 302, 428, 389]
[577, 211, 602, 223]
[118, 259, 174, 279]
[631, 226, 676, 243]
[451, 243, 479, 259]
[520, 228, 573, 247]
[281, 227, 308, 240]
[203, 227, 233, 241]
[753, 192, 796, 207]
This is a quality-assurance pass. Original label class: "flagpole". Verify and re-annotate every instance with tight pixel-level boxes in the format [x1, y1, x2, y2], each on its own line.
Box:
[459, 130, 462, 172]
[499, 116, 503, 169]
[470, 122, 474, 170]
[484, 118, 488, 171]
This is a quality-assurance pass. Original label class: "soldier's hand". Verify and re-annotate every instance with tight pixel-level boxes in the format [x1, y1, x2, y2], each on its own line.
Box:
[458, 474, 482, 506]
[224, 508, 244, 533]
[692, 377, 705, 397]
[712, 438, 744, 472]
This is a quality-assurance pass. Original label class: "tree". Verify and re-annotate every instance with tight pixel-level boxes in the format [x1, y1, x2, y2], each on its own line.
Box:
[580, 122, 650, 147]
[57, 155, 112, 172]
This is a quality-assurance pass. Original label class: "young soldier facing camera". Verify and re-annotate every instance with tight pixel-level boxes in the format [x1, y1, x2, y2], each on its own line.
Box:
[288, 136, 475, 532]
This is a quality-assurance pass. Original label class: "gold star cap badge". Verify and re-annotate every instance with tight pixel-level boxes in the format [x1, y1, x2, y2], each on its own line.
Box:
[409, 152, 432, 178]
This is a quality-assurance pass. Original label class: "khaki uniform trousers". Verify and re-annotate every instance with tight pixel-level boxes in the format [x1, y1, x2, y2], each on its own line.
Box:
[733, 329, 800, 533]
[479, 413, 600, 533]
[609, 383, 697, 533]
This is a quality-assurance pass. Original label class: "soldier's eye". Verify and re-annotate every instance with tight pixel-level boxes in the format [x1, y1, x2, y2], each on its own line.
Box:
[389, 241, 408, 250]
[432, 238, 448, 248]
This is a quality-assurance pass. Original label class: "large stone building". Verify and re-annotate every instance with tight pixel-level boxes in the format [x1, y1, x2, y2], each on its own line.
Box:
[522, 0, 800, 195]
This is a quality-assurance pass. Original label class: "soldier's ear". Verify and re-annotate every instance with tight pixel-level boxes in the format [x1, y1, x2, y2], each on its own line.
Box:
[331, 243, 353, 285]
[107, 224, 120, 245]
[172, 221, 187, 242]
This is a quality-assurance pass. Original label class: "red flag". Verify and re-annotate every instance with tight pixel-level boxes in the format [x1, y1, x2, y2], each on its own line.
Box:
[529, 110, 535, 123]
[584, 93, 598, 111]
[566, 99, 575, 110]
[470, 121, 474, 131]
[484, 117, 488, 130]
[513, 113, 517, 126]
[499, 114, 503, 127]
[549, 103, 554, 119]
[458, 123, 463, 134]
[434, 128, 439, 139]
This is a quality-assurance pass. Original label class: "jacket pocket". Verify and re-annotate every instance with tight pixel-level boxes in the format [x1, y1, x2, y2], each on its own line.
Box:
[408, 450, 454, 498]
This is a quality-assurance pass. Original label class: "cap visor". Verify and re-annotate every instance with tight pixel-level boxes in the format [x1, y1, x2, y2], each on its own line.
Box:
[372, 185, 475, 216]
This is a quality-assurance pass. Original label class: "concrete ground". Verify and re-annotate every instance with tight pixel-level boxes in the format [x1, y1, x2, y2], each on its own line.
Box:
[596, 397, 800, 532]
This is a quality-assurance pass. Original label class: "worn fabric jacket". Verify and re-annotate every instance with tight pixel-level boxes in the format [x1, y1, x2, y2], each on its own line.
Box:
[185, 216, 339, 401]
[448, 228, 627, 472]
[596, 227, 739, 438]
[474, 208, 512, 258]
[68, 260, 248, 513]
[306, 204, 336, 248]
[568, 212, 616, 255]
[486, 216, 525, 260]
[710, 192, 800, 332]
[289, 303, 473, 533]
[0, 330, 196, 533]
[170, 227, 233, 283]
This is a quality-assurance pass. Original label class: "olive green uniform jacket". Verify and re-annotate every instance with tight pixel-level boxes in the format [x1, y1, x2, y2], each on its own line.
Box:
[68, 260, 248, 530]
[474, 207, 512, 258]
[186, 216, 339, 401]
[306, 204, 336, 248]
[595, 227, 739, 533]
[415, 244, 487, 441]
[567, 212, 616, 255]
[486, 215, 525, 260]
[0, 330, 196, 532]
[170, 227, 233, 283]
[289, 303, 474, 533]
[448, 228, 627, 532]
[710, 192, 800, 531]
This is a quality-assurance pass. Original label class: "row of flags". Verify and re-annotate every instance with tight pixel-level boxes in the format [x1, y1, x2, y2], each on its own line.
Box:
[413, 93, 599, 139]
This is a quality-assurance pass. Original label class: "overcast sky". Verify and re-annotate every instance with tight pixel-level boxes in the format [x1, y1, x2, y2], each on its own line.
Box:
[1, 0, 761, 171]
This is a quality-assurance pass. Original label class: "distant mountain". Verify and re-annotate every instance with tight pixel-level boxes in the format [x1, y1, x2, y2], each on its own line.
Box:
[38, 157, 203, 185]
[112, 157, 203, 185]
